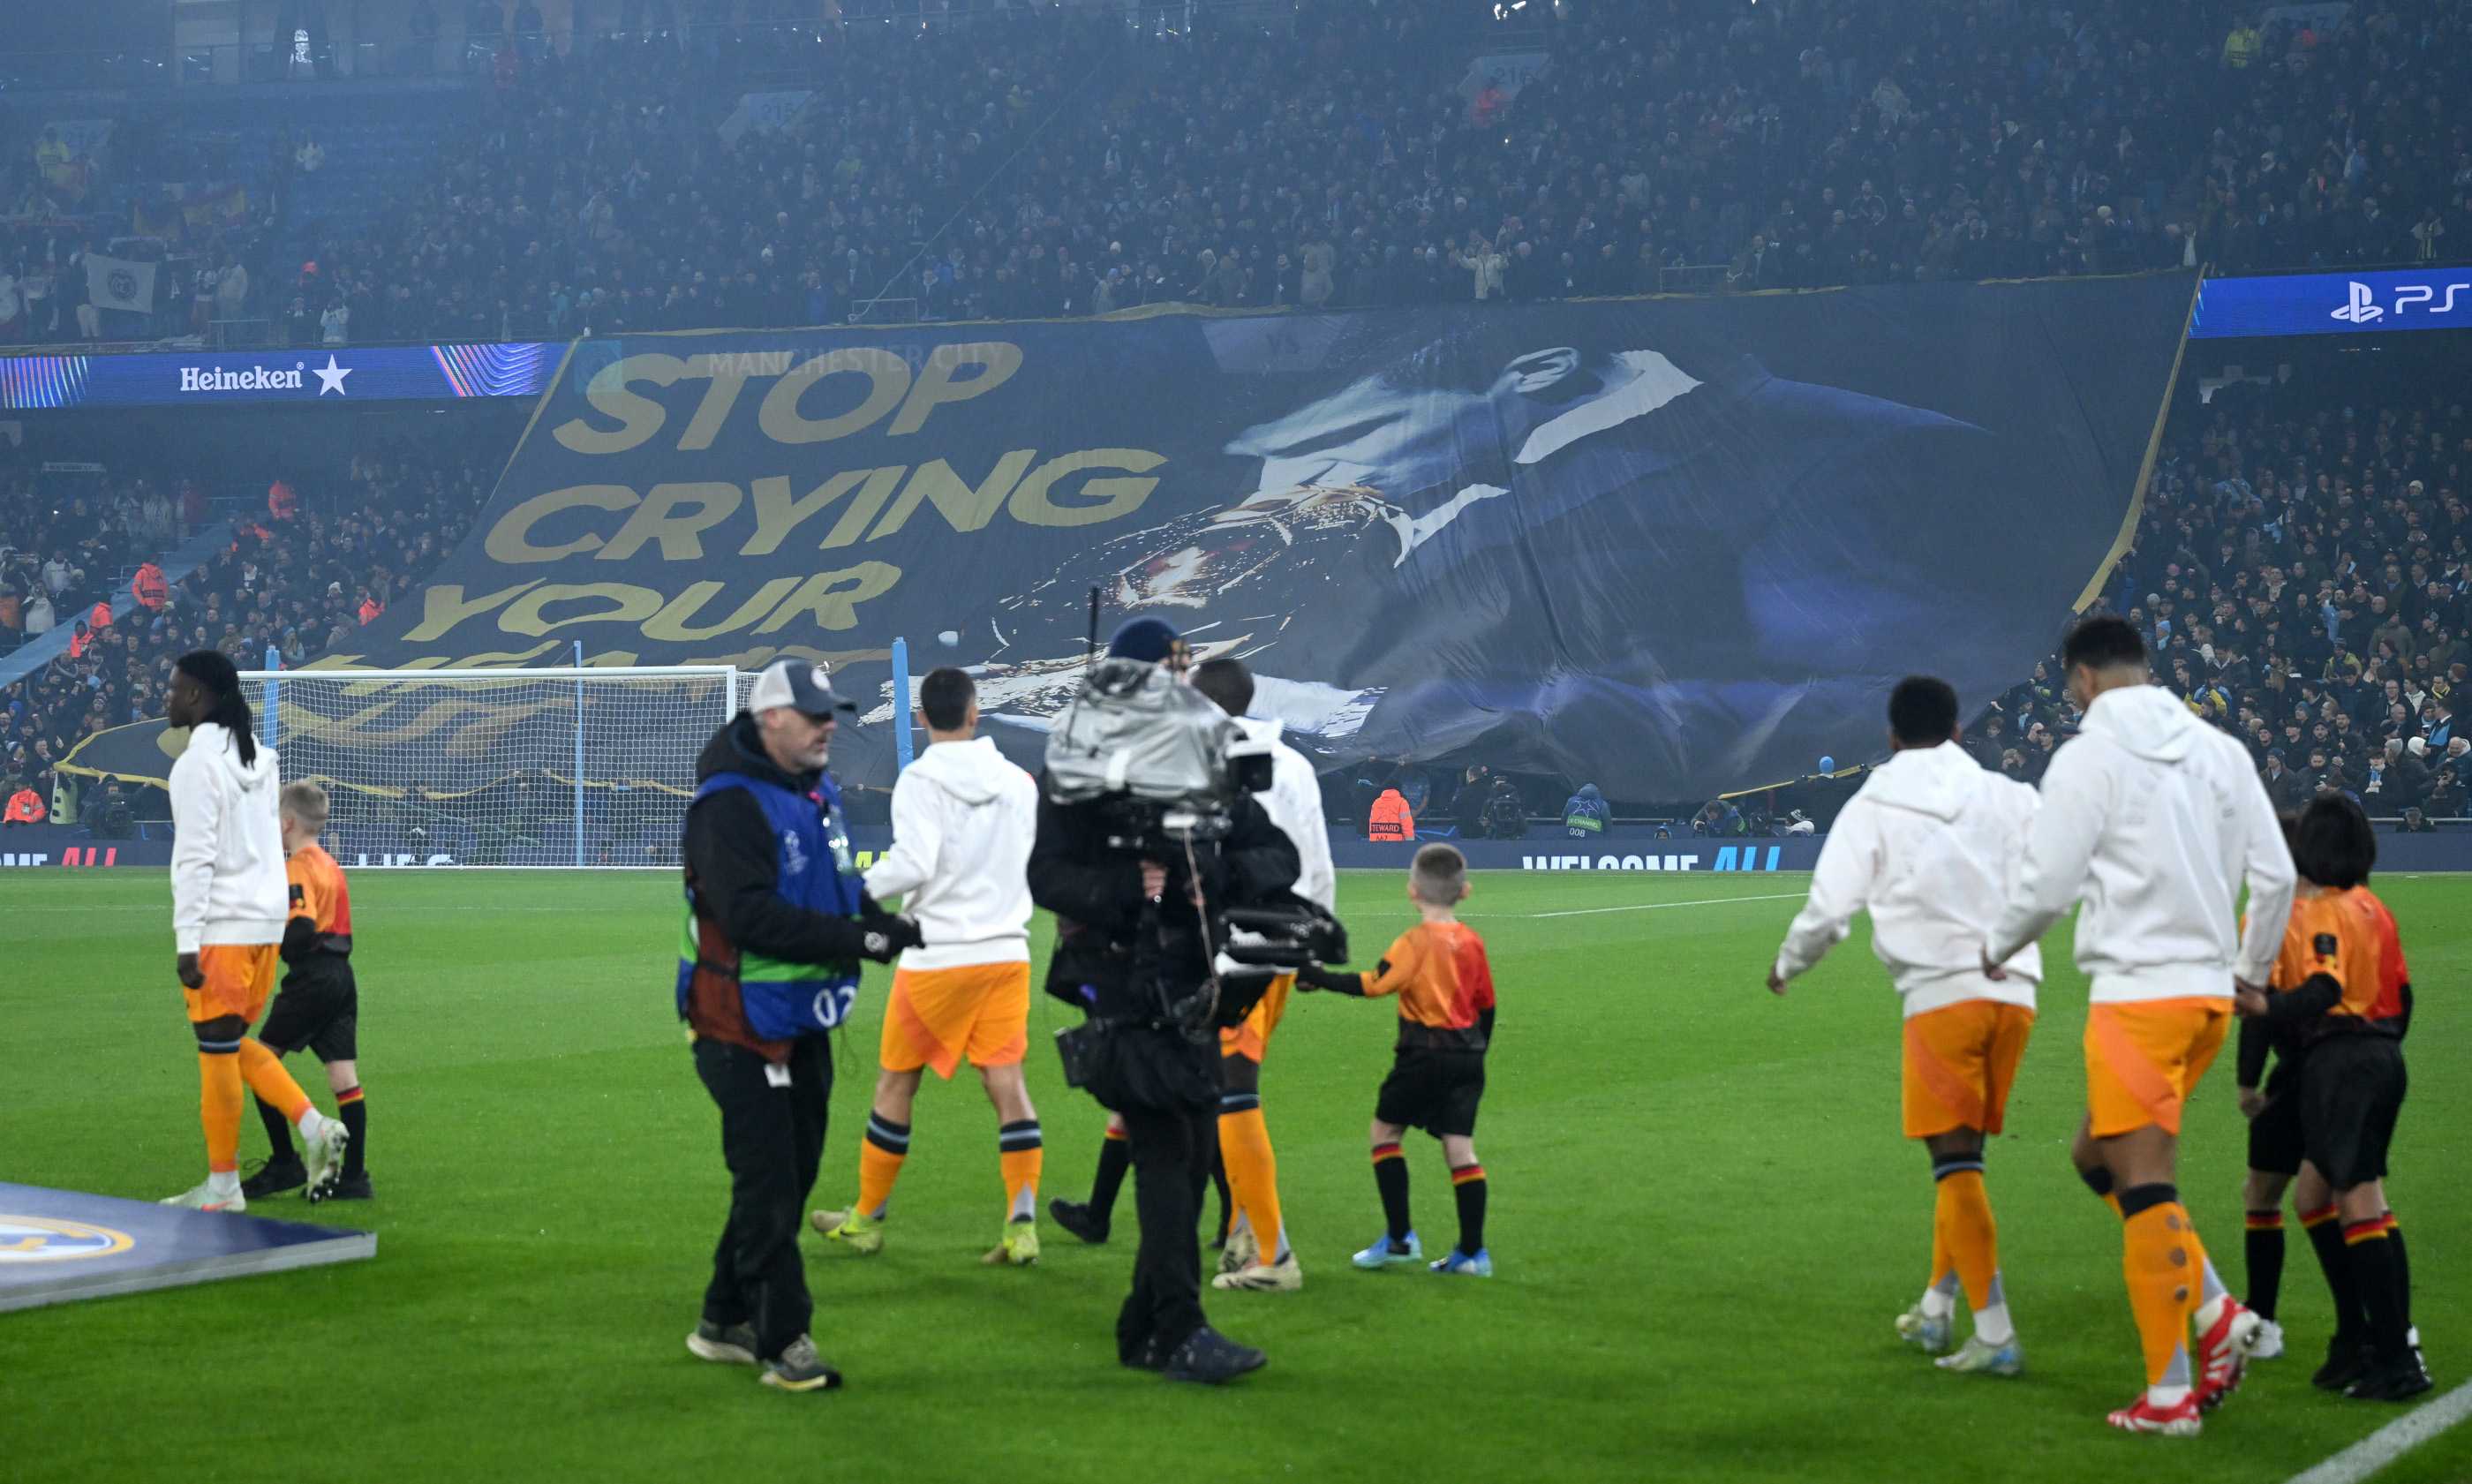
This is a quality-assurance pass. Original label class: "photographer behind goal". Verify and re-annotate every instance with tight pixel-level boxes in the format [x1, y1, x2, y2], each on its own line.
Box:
[1030, 618, 1323, 1384]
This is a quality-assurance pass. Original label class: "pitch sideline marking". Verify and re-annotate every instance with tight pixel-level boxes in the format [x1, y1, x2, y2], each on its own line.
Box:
[1524, 891, 1805, 920]
[2284, 1377, 2472, 1484]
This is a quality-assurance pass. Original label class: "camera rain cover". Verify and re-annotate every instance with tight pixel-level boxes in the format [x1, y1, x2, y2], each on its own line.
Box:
[1044, 658, 1235, 808]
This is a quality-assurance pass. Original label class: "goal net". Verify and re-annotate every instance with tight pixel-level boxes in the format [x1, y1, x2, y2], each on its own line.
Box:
[239, 667, 740, 867]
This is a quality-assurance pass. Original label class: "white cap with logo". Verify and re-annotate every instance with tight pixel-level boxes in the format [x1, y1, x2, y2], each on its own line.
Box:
[744, 659, 855, 719]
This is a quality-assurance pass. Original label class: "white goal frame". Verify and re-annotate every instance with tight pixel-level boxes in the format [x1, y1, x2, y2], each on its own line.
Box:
[239, 664, 742, 869]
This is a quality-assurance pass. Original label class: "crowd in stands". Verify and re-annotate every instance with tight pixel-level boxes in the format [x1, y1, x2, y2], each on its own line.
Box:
[1979, 379, 2472, 825]
[0, 447, 491, 827]
[0, 0, 2451, 350]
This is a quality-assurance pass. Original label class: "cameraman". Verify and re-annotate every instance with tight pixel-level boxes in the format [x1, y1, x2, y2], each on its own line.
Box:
[676, 660, 919, 1395]
[1031, 619, 1300, 1384]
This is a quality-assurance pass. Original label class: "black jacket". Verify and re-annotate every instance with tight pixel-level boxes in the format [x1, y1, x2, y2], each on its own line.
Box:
[681, 713, 883, 1054]
[1028, 780, 1300, 1022]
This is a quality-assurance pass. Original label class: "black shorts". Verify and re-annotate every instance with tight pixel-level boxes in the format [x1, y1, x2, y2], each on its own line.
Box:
[2246, 1065, 2306, 1177]
[2299, 1036, 2406, 1191]
[1375, 1048, 1485, 1139]
[257, 975, 358, 1063]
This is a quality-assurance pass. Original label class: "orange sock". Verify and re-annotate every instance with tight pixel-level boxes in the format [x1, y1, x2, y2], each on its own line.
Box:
[2122, 1197, 2198, 1389]
[198, 1051, 245, 1174]
[998, 1119, 1042, 1222]
[1218, 1102, 1283, 1262]
[1928, 1202, 1956, 1296]
[856, 1113, 909, 1220]
[236, 1039, 312, 1124]
[1938, 1169, 1999, 1312]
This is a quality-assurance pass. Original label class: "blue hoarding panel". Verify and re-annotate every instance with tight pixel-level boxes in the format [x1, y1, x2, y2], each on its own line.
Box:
[2191, 269, 2472, 339]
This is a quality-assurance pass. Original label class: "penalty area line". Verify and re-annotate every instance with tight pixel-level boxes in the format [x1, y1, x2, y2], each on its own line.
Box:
[2284, 1377, 2472, 1484]
[1523, 891, 1805, 920]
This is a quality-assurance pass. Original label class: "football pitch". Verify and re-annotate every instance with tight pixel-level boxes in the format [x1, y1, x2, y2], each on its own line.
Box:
[4, 868, 2465, 1484]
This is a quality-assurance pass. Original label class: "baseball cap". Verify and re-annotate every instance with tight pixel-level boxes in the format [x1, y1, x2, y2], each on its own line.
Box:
[746, 659, 855, 719]
[1106, 616, 1180, 662]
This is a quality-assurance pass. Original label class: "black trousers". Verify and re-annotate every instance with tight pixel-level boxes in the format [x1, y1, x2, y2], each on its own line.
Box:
[1116, 1098, 1215, 1365]
[694, 1035, 832, 1362]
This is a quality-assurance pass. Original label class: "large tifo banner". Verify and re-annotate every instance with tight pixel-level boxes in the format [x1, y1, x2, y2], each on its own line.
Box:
[334, 276, 2194, 796]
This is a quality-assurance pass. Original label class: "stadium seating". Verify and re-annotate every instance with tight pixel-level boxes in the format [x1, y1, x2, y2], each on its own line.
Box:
[1, 448, 490, 825]
[10, 0, 2463, 351]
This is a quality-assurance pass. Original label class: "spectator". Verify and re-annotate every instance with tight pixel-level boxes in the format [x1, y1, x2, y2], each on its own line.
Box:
[2259, 750, 2305, 811]
[2398, 806, 2435, 834]
[131, 560, 169, 612]
[4, 778, 43, 825]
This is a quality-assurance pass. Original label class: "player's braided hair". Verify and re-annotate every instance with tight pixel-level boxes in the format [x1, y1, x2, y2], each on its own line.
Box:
[175, 650, 258, 770]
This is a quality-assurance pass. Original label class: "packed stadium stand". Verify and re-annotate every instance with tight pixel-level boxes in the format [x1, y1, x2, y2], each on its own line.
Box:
[2, 0, 2470, 833]
[4, 0, 2469, 349]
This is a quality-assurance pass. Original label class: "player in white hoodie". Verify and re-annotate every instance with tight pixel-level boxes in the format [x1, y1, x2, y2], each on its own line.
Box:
[162, 652, 349, 1211]
[1195, 656, 1336, 1294]
[812, 667, 1043, 1267]
[1768, 677, 2040, 1378]
[1982, 617, 2295, 1437]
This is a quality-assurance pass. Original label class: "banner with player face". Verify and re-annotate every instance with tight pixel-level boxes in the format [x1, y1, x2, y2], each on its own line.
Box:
[72, 276, 2196, 800]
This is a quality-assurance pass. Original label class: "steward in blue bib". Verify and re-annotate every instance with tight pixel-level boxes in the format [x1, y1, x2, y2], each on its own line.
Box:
[678, 710, 915, 1056]
[675, 663, 920, 1391]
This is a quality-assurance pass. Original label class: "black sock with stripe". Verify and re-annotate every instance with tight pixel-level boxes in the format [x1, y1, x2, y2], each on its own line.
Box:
[1451, 1164, 1488, 1255]
[1089, 1126, 1131, 1220]
[2245, 1209, 2285, 1322]
[254, 1095, 298, 1164]
[1372, 1142, 1412, 1247]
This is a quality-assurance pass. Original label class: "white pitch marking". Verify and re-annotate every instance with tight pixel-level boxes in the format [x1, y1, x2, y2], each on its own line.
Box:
[2283, 1378, 2472, 1484]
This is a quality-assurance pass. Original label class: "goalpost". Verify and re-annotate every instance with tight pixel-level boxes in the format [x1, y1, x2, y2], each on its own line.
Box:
[239, 662, 742, 868]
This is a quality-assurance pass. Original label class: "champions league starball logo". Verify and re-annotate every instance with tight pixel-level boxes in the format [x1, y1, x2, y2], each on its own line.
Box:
[0, 1215, 135, 1261]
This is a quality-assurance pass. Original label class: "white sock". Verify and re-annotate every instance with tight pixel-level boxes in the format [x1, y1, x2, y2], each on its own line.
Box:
[1972, 1303, 2014, 1346]
[2199, 1256, 2230, 1309]
[1272, 1224, 1292, 1264]
[1920, 1284, 1956, 1320]
[207, 1170, 242, 1198]
[294, 1107, 328, 1141]
[2146, 1382, 2191, 1408]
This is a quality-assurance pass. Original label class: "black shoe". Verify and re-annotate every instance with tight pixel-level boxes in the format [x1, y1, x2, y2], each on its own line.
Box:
[1162, 1326, 1267, 1384]
[322, 1173, 373, 1201]
[2346, 1354, 2434, 1403]
[1050, 1198, 1110, 1246]
[686, 1320, 759, 1367]
[239, 1158, 307, 1201]
[757, 1335, 843, 1393]
[1121, 1338, 1166, 1373]
[2314, 1337, 2375, 1392]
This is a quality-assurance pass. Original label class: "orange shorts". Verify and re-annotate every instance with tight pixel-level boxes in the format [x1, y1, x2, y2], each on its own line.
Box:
[1901, 999, 2036, 1139]
[2084, 997, 2230, 1138]
[1219, 974, 1294, 1064]
[182, 943, 280, 1025]
[879, 962, 1029, 1077]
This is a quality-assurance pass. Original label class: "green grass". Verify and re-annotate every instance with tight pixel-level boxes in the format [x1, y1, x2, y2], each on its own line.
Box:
[3, 868, 2465, 1483]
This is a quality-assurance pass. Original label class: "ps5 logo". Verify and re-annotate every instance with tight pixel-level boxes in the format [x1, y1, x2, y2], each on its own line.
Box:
[2331, 279, 2472, 324]
[2331, 282, 2383, 323]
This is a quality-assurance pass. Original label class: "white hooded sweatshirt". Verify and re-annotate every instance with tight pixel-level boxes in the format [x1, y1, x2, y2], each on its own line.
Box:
[1771, 740, 2041, 1016]
[1986, 684, 2295, 1003]
[168, 721, 287, 953]
[863, 735, 1037, 972]
[1235, 715, 1335, 911]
